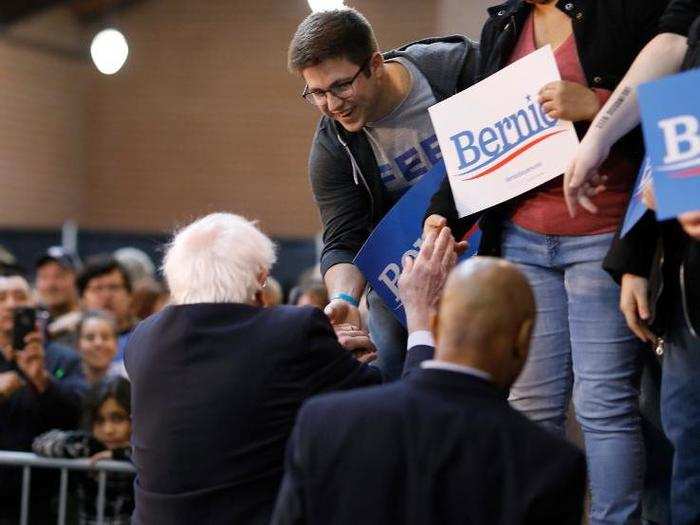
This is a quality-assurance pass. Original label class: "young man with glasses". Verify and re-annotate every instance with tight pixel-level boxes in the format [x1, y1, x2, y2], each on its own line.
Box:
[288, 7, 478, 380]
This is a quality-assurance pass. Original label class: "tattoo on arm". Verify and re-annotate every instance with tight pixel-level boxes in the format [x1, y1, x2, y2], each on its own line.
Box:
[595, 87, 633, 130]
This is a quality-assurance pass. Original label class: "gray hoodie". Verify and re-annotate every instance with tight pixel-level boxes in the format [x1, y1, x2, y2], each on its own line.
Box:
[307, 36, 480, 276]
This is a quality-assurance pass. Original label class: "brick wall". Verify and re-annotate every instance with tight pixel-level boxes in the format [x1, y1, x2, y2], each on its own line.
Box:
[0, 0, 487, 238]
[0, 7, 88, 229]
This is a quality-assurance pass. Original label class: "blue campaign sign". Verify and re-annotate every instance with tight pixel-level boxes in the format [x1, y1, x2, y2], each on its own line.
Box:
[354, 161, 481, 326]
[637, 68, 700, 221]
[620, 157, 652, 238]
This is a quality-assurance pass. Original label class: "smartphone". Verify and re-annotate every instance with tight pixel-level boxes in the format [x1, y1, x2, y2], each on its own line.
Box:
[12, 307, 36, 351]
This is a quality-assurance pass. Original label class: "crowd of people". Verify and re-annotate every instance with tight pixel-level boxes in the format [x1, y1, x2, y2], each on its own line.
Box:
[1, 0, 699, 524]
[0, 242, 327, 523]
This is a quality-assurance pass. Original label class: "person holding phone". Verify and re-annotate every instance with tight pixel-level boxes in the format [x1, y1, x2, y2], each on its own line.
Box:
[0, 274, 84, 523]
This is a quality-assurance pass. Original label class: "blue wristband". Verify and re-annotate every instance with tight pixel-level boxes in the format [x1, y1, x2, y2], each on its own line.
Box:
[330, 292, 359, 307]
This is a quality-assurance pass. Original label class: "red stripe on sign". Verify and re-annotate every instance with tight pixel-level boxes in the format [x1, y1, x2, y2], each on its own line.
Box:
[465, 129, 567, 181]
[669, 165, 700, 179]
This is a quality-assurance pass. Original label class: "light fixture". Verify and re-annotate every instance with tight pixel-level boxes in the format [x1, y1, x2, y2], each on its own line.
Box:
[90, 28, 129, 75]
[307, 0, 345, 12]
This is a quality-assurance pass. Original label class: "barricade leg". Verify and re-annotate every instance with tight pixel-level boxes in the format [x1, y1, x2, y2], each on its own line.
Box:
[96, 470, 107, 525]
[20, 466, 31, 525]
[58, 468, 68, 525]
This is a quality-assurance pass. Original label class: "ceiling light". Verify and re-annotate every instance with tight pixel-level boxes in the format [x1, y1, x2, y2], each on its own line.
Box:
[308, 0, 345, 12]
[90, 28, 129, 75]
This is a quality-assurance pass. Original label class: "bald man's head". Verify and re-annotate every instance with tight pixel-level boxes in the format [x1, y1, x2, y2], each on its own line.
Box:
[432, 257, 535, 389]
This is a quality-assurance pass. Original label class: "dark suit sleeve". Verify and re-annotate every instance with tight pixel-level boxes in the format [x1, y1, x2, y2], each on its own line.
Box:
[526, 447, 587, 525]
[553, 451, 587, 525]
[270, 413, 308, 525]
[402, 345, 434, 379]
[302, 308, 382, 395]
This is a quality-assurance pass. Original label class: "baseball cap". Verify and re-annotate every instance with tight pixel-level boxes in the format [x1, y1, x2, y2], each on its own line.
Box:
[35, 246, 82, 272]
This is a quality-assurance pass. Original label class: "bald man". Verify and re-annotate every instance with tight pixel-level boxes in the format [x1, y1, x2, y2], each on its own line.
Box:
[271, 257, 586, 525]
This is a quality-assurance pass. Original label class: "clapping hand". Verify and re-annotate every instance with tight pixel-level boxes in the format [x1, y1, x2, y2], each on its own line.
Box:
[398, 227, 457, 332]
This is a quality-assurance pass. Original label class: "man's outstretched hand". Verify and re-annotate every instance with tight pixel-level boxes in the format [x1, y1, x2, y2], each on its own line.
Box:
[333, 323, 377, 364]
[399, 227, 457, 333]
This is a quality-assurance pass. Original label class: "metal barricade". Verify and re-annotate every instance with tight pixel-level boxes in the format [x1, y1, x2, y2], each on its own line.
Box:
[0, 450, 136, 525]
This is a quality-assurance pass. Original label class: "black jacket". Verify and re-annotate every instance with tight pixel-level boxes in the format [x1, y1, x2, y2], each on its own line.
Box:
[32, 430, 134, 524]
[427, 0, 669, 253]
[271, 367, 587, 525]
[125, 303, 387, 525]
[603, 211, 700, 337]
[309, 36, 479, 276]
[603, 12, 700, 337]
[0, 342, 83, 515]
[0, 343, 82, 452]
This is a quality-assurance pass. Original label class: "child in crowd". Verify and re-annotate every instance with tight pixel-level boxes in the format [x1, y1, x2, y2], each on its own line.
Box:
[33, 376, 134, 525]
[76, 310, 127, 384]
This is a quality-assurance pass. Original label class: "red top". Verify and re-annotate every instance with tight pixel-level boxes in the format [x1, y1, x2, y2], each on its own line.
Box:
[507, 13, 635, 235]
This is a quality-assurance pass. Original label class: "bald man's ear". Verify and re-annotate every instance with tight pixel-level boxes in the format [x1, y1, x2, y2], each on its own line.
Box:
[429, 310, 440, 345]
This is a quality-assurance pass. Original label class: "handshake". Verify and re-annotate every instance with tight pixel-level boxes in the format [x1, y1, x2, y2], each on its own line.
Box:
[329, 221, 461, 363]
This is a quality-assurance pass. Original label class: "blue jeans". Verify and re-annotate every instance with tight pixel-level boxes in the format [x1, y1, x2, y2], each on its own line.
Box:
[367, 287, 407, 381]
[660, 301, 700, 525]
[638, 350, 673, 525]
[502, 222, 644, 525]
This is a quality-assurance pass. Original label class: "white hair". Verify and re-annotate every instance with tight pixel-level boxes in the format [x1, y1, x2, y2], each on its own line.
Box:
[163, 213, 277, 305]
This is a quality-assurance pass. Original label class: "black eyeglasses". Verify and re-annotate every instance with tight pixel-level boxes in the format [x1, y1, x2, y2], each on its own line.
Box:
[301, 57, 371, 106]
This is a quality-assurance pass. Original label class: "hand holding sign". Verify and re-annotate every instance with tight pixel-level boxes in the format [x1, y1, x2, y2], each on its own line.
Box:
[354, 162, 482, 327]
[679, 210, 700, 240]
[422, 214, 469, 255]
[429, 46, 579, 218]
[538, 81, 601, 122]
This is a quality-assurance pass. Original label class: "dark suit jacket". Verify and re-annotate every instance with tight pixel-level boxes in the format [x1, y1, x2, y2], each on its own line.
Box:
[272, 367, 587, 525]
[124, 303, 383, 525]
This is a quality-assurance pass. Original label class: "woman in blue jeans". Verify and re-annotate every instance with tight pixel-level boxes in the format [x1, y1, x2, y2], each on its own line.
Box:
[424, 0, 670, 522]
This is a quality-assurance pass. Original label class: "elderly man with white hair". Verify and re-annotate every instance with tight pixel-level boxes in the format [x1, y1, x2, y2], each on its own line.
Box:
[125, 212, 455, 525]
